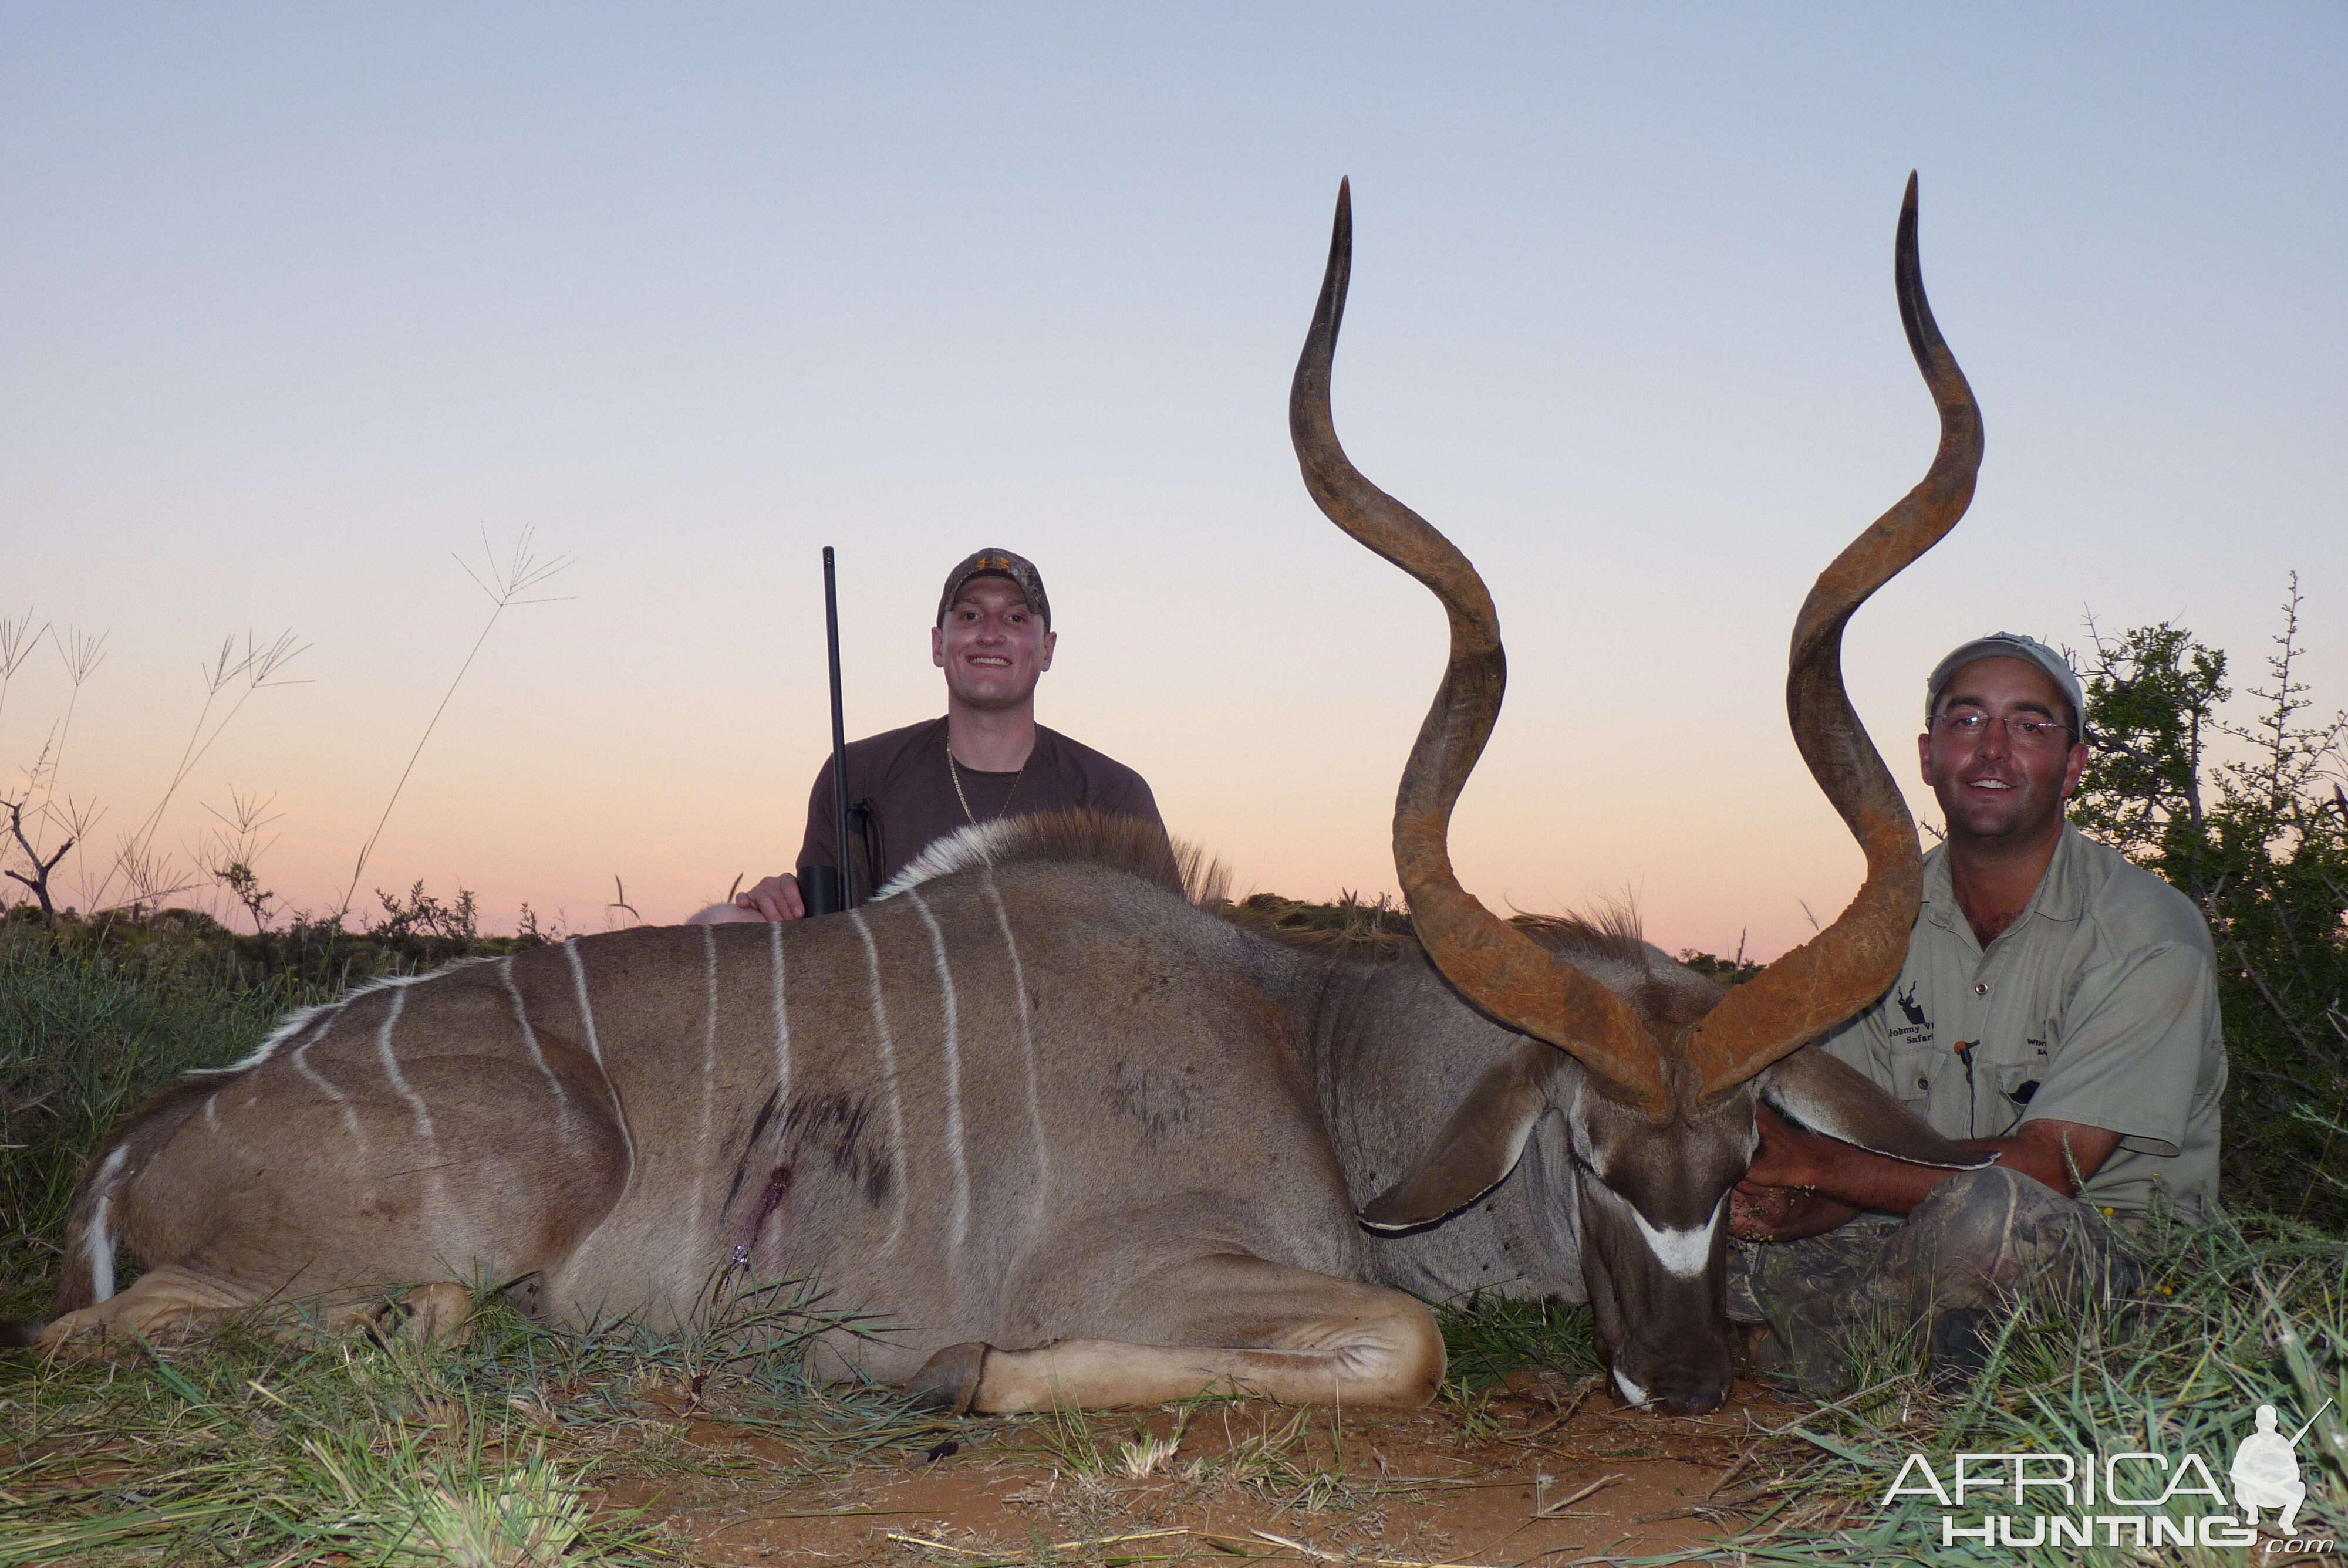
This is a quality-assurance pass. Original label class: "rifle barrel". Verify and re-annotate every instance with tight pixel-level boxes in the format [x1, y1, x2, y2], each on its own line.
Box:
[823, 546, 853, 908]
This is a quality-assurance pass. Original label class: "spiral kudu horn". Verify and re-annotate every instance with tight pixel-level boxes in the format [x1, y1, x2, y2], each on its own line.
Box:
[1288, 178, 1672, 1122]
[1682, 173, 1982, 1099]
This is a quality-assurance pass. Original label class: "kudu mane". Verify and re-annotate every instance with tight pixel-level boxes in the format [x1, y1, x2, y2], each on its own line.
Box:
[877, 809, 1232, 907]
[904, 813, 1688, 1004]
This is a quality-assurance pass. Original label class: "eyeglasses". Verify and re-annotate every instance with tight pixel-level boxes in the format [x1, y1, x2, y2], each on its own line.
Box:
[1931, 711, 2074, 749]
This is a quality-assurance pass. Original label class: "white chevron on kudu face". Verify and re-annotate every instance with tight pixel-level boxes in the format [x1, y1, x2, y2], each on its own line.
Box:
[1632, 1193, 1725, 1279]
[908, 888, 973, 1253]
[848, 908, 910, 1250]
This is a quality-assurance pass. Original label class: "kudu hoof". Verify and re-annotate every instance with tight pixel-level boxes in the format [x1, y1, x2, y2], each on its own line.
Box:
[362, 1283, 475, 1350]
[905, 1341, 991, 1415]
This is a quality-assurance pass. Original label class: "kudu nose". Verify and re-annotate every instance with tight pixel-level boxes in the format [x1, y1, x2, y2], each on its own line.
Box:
[1614, 1340, 1735, 1415]
[1648, 1368, 1732, 1415]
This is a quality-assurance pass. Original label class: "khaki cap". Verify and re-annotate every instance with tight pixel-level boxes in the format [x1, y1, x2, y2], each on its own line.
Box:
[1926, 633, 2085, 735]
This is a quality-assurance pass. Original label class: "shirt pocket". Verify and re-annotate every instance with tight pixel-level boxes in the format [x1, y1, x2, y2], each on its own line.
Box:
[1888, 1042, 1939, 1109]
[1993, 1059, 2046, 1118]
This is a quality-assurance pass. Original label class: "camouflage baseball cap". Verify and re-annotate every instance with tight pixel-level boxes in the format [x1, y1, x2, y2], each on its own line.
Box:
[1926, 633, 2085, 736]
[937, 549, 1050, 628]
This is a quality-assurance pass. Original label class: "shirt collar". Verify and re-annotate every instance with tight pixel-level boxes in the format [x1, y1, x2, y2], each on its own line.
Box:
[1918, 819, 2088, 942]
[2032, 821, 2090, 922]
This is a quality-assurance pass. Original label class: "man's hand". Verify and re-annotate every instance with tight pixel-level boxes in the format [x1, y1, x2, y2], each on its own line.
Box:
[1728, 1104, 1857, 1239]
[736, 873, 806, 922]
[1729, 1096, 2124, 1240]
[1740, 1101, 1838, 1192]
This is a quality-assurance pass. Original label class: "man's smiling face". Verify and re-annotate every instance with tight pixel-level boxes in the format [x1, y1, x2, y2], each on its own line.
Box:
[1918, 655, 2090, 848]
[933, 575, 1055, 712]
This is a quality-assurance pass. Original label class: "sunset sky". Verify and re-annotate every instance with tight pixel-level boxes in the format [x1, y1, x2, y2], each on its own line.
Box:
[4, 5, 2342, 958]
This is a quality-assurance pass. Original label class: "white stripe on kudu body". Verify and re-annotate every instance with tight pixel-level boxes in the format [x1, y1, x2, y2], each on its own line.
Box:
[848, 910, 910, 1250]
[500, 955, 571, 1117]
[981, 872, 1051, 1203]
[689, 925, 721, 1242]
[376, 986, 437, 1148]
[768, 920, 791, 1108]
[85, 1145, 127, 1302]
[292, 1014, 365, 1144]
[375, 985, 446, 1212]
[566, 939, 636, 1191]
[908, 890, 972, 1252]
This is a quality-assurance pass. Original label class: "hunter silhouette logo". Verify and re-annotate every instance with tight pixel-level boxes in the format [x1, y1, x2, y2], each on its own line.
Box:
[1896, 983, 1929, 1028]
[2234, 1400, 2327, 1537]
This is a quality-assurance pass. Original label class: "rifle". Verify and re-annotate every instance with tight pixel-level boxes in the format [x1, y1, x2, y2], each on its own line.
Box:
[801, 548, 879, 915]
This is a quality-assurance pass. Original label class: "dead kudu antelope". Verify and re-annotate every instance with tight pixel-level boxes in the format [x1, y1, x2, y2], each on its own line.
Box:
[21, 177, 1988, 1415]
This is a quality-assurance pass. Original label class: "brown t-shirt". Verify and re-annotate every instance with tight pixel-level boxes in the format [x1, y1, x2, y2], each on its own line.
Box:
[795, 718, 1162, 894]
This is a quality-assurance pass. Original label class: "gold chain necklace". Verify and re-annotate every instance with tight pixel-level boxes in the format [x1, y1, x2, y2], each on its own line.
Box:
[947, 742, 1029, 826]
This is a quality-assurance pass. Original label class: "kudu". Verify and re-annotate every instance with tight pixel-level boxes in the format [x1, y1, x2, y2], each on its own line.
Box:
[24, 177, 1987, 1415]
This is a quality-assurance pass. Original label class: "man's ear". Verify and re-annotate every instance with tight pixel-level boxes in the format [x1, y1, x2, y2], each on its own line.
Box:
[1039, 628, 1056, 671]
[932, 624, 946, 668]
[2060, 739, 2089, 800]
[1759, 1047, 1993, 1170]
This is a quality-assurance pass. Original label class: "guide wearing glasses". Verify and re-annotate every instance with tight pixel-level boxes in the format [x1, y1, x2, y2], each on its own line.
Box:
[1723, 633, 2226, 1393]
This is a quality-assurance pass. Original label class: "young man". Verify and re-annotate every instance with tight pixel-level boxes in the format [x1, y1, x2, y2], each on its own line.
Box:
[1726, 632, 2226, 1391]
[693, 549, 1160, 924]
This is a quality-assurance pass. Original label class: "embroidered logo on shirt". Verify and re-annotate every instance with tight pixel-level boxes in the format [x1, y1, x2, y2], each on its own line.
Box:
[1890, 982, 1935, 1045]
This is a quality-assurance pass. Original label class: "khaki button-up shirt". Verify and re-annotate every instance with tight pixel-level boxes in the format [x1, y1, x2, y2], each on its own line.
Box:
[1819, 824, 2225, 1216]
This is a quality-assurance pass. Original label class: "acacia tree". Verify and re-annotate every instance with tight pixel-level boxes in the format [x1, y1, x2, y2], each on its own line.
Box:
[2074, 578, 2348, 1222]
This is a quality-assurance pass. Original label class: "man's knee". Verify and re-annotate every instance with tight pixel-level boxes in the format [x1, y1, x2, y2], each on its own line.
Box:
[1900, 1164, 2130, 1306]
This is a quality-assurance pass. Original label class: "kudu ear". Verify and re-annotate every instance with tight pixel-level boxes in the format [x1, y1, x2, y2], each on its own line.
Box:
[1360, 1039, 1567, 1233]
[1758, 1046, 1995, 1170]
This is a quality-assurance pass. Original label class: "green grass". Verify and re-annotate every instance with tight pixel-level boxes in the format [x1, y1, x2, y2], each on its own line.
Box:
[1438, 1292, 1601, 1387]
[1721, 1201, 2348, 1563]
[0, 1279, 939, 1566]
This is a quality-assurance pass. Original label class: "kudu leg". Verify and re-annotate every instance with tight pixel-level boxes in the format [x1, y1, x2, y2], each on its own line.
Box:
[39, 1272, 478, 1356]
[36, 1265, 252, 1353]
[912, 1253, 1445, 1414]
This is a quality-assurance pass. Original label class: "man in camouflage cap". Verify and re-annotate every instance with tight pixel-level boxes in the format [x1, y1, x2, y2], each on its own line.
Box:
[696, 548, 1161, 922]
[1726, 633, 2225, 1393]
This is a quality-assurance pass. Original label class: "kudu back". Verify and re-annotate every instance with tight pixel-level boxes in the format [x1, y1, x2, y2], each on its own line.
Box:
[25, 180, 1991, 1415]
